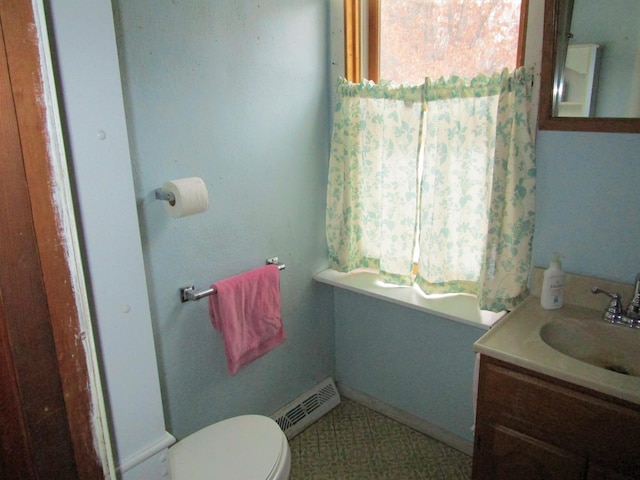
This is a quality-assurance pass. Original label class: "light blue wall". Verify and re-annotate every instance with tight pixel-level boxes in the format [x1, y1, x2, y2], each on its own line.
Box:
[112, 0, 334, 440]
[335, 290, 484, 444]
[112, 0, 640, 448]
[533, 131, 640, 281]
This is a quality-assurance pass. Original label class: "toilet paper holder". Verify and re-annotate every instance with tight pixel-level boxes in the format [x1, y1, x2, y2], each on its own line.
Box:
[155, 188, 176, 206]
[155, 177, 209, 218]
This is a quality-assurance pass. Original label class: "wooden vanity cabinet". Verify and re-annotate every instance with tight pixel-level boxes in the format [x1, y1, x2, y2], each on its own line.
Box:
[472, 356, 640, 480]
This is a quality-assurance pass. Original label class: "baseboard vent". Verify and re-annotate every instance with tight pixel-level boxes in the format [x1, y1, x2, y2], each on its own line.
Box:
[272, 377, 341, 439]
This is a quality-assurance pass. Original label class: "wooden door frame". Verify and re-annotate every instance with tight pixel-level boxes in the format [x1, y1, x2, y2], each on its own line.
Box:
[0, 1, 112, 478]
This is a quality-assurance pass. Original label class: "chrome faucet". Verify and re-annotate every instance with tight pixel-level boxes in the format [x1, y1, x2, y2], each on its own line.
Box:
[591, 273, 640, 328]
[625, 273, 640, 322]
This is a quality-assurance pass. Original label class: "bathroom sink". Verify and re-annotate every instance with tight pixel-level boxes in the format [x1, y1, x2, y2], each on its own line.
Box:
[475, 294, 640, 405]
[540, 317, 640, 377]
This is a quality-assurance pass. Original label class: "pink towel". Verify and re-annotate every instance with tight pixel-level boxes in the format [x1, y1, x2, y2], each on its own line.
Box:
[208, 264, 285, 375]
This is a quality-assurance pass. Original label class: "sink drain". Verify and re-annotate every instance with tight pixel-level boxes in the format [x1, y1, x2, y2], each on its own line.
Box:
[604, 364, 630, 375]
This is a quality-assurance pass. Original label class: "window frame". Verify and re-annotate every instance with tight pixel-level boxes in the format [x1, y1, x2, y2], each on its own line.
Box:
[345, 0, 530, 83]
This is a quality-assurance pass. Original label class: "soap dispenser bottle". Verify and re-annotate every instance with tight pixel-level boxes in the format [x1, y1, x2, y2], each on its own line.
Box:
[541, 253, 565, 309]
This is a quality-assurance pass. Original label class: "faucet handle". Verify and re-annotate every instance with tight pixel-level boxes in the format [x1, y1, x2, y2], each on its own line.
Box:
[626, 273, 640, 321]
[591, 287, 624, 323]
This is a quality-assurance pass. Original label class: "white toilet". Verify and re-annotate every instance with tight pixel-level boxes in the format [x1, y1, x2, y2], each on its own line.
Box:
[169, 414, 291, 480]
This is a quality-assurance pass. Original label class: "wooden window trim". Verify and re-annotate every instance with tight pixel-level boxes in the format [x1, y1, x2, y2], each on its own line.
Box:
[344, 0, 361, 82]
[517, 0, 530, 68]
[367, 0, 380, 83]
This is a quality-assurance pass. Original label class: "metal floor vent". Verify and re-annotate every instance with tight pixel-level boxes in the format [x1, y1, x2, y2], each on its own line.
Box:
[272, 378, 341, 439]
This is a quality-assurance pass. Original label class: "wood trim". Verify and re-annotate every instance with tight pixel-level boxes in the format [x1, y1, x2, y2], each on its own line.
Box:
[367, 0, 380, 83]
[0, 302, 35, 477]
[0, 15, 77, 478]
[0, 13, 35, 478]
[537, 0, 558, 129]
[0, 1, 103, 478]
[344, 0, 361, 82]
[537, 0, 640, 133]
[516, 0, 529, 67]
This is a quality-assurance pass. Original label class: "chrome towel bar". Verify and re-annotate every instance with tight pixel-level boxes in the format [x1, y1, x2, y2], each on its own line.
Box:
[180, 257, 285, 303]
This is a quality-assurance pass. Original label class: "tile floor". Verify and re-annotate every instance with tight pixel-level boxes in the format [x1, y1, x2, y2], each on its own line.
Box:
[288, 398, 473, 479]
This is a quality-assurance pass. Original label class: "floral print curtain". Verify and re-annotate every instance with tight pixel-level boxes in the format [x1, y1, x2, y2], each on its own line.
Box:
[326, 68, 536, 312]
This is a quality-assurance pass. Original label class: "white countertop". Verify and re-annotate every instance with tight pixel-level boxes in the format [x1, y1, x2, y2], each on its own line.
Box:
[474, 296, 640, 405]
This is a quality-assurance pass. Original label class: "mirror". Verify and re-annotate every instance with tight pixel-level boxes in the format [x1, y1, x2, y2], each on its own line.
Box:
[538, 0, 640, 132]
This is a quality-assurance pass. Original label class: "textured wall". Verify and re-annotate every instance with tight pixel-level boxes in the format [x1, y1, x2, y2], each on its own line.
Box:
[533, 131, 640, 283]
[334, 289, 485, 444]
[113, 0, 334, 440]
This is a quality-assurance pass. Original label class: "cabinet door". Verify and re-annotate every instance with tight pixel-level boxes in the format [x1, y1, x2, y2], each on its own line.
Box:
[473, 423, 586, 480]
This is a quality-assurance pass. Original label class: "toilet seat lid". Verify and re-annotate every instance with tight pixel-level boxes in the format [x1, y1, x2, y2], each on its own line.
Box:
[169, 415, 286, 480]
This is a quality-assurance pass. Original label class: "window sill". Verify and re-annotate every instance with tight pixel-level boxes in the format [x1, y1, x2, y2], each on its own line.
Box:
[314, 269, 505, 330]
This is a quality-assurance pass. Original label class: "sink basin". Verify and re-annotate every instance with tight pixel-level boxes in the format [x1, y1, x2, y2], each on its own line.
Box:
[540, 317, 640, 377]
[475, 295, 640, 405]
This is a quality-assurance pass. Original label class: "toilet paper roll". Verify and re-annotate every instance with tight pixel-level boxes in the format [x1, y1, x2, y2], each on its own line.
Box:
[163, 177, 209, 218]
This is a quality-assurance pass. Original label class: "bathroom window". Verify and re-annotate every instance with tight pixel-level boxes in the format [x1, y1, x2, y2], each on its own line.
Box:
[334, 0, 536, 313]
[345, 0, 528, 83]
